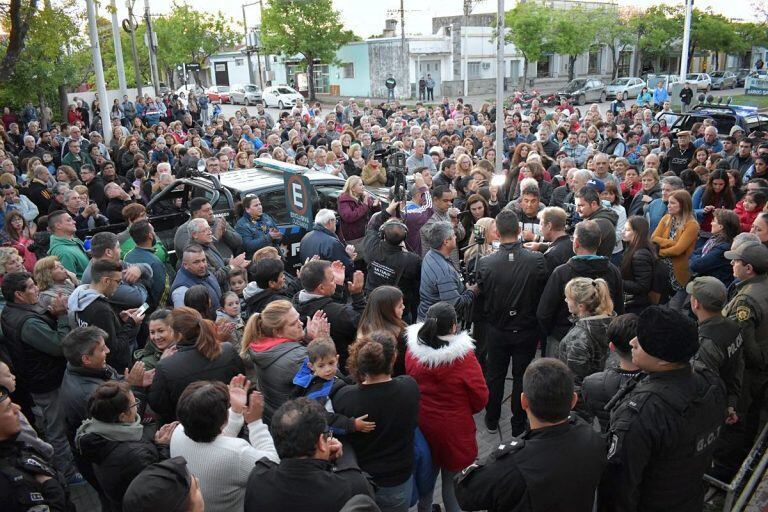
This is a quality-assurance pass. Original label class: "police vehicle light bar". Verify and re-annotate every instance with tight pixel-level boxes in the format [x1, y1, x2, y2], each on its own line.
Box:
[254, 157, 309, 175]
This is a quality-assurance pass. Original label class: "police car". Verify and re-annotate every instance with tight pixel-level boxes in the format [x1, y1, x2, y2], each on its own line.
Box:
[659, 102, 768, 139]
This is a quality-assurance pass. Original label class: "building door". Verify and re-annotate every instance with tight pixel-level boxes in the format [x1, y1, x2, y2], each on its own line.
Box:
[419, 60, 441, 97]
[214, 62, 230, 86]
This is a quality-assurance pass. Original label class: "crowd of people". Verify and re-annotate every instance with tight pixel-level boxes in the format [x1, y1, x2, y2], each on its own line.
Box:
[0, 86, 767, 512]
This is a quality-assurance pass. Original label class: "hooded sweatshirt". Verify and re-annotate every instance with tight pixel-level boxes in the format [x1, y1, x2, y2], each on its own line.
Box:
[68, 285, 139, 373]
[246, 338, 307, 423]
[47, 234, 89, 279]
[585, 207, 619, 258]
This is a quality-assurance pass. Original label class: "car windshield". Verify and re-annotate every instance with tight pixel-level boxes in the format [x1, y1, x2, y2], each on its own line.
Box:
[686, 74, 699, 80]
[218, 86, 230, 92]
[710, 72, 724, 78]
[564, 80, 586, 92]
[610, 78, 630, 86]
[277, 88, 295, 94]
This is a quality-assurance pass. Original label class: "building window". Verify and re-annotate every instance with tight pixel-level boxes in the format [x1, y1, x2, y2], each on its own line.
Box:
[341, 63, 354, 79]
[617, 50, 632, 77]
[468, 61, 481, 79]
[537, 55, 551, 78]
[588, 46, 601, 75]
[235, 58, 244, 66]
[314, 64, 330, 94]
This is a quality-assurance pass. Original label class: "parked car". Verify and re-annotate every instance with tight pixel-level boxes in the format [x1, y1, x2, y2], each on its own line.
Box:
[709, 71, 737, 90]
[557, 78, 606, 105]
[685, 73, 712, 92]
[174, 85, 205, 98]
[262, 86, 304, 109]
[736, 69, 751, 87]
[230, 84, 263, 105]
[605, 77, 646, 100]
[206, 85, 231, 104]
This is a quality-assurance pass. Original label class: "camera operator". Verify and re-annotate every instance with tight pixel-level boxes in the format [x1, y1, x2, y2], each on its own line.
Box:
[476, 210, 548, 435]
[418, 221, 478, 321]
[363, 203, 422, 323]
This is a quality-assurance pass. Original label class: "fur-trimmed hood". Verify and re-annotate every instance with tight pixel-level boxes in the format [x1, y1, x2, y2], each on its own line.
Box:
[406, 323, 475, 368]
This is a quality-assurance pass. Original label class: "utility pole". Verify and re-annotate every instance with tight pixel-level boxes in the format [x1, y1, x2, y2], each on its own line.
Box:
[680, 0, 693, 81]
[126, 0, 142, 97]
[242, 3, 256, 85]
[463, 0, 471, 97]
[110, 0, 128, 97]
[401, 0, 408, 99]
[495, 0, 505, 175]
[144, 0, 161, 96]
[86, 0, 113, 145]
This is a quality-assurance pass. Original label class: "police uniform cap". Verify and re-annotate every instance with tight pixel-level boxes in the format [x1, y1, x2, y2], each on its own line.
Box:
[724, 241, 768, 273]
[636, 306, 699, 363]
[686, 276, 727, 311]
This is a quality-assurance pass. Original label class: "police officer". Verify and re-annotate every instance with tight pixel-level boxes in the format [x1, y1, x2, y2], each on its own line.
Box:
[363, 202, 421, 322]
[600, 306, 726, 512]
[476, 209, 548, 435]
[0, 388, 73, 512]
[688, 276, 744, 424]
[715, 242, 768, 478]
[244, 398, 374, 512]
[455, 358, 606, 512]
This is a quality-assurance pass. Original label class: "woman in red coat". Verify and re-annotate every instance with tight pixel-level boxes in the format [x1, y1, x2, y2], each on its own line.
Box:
[406, 302, 488, 512]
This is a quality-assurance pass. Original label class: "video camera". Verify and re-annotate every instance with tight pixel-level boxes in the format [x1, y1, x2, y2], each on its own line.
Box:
[374, 144, 408, 203]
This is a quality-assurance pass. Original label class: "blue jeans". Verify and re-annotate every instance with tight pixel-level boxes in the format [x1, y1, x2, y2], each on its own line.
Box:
[417, 468, 461, 512]
[375, 475, 414, 512]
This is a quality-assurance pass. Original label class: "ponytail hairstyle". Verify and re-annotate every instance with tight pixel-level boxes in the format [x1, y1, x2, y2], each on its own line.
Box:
[564, 277, 614, 316]
[347, 331, 397, 383]
[183, 284, 214, 320]
[417, 302, 457, 350]
[170, 306, 220, 360]
[241, 300, 295, 357]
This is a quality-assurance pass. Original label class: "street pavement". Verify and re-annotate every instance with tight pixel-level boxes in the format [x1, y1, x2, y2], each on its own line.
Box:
[218, 86, 747, 121]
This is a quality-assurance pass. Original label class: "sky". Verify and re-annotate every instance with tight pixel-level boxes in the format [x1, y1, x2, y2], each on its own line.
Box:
[109, 0, 760, 38]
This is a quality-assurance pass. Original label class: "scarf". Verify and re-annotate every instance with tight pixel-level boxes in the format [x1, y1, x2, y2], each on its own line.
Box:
[75, 415, 143, 451]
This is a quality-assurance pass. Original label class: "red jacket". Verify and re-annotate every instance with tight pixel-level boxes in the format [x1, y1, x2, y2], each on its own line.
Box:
[405, 324, 488, 471]
[734, 200, 760, 232]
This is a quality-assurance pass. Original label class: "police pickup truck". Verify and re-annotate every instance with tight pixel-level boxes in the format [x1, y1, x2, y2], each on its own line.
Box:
[77, 158, 356, 270]
[658, 102, 768, 139]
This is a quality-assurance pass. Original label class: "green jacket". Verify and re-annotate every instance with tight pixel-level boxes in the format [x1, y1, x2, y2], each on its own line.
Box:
[133, 339, 162, 370]
[61, 151, 94, 174]
[48, 235, 90, 279]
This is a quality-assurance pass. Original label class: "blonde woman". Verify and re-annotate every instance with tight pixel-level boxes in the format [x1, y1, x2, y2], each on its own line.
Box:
[338, 176, 379, 257]
[651, 189, 699, 311]
[559, 277, 615, 410]
[240, 300, 328, 421]
[463, 217, 498, 268]
[0, 247, 24, 285]
[34, 256, 79, 310]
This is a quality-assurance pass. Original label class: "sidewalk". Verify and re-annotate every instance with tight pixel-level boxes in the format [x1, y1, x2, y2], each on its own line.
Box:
[312, 93, 497, 108]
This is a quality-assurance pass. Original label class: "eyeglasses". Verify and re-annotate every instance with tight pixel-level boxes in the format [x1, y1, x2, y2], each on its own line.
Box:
[129, 398, 141, 409]
[106, 277, 122, 285]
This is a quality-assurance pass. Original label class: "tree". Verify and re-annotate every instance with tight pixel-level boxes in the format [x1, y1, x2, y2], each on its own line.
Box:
[261, 0, 356, 101]
[0, 0, 39, 83]
[152, 3, 240, 86]
[504, 2, 552, 90]
[685, 9, 738, 72]
[549, 6, 600, 82]
[594, 10, 635, 79]
[629, 6, 681, 75]
[0, 1, 88, 121]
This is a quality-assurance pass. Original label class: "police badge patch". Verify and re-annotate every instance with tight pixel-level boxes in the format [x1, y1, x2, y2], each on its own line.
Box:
[736, 306, 751, 322]
[608, 433, 619, 459]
